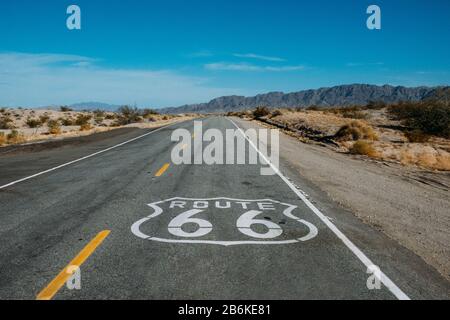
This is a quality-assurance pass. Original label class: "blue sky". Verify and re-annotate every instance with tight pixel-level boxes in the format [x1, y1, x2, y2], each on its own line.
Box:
[0, 0, 449, 108]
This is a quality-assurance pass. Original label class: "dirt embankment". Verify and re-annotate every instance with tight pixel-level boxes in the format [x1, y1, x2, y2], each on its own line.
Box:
[234, 115, 450, 282]
[237, 107, 450, 172]
[0, 108, 196, 147]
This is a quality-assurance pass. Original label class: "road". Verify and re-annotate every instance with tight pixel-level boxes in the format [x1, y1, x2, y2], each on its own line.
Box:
[0, 117, 448, 300]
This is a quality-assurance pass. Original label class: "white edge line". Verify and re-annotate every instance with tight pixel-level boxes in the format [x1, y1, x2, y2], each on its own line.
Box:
[227, 117, 410, 300]
[0, 121, 183, 190]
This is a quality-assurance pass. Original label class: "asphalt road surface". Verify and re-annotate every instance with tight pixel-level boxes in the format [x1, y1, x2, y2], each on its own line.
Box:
[0, 117, 449, 300]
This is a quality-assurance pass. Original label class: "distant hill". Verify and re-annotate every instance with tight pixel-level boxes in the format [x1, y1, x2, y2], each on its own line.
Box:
[161, 84, 447, 114]
[70, 102, 120, 111]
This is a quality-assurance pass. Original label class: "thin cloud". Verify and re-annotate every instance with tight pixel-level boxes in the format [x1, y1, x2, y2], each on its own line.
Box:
[346, 62, 384, 67]
[0, 52, 245, 107]
[187, 50, 214, 58]
[233, 53, 285, 62]
[205, 62, 304, 72]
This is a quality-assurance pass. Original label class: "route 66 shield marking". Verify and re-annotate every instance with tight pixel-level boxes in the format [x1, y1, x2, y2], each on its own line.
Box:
[131, 197, 318, 246]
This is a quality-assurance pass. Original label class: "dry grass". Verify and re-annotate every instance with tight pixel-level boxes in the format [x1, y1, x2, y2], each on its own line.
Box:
[335, 121, 378, 141]
[79, 123, 92, 131]
[405, 130, 431, 143]
[0, 132, 6, 145]
[47, 120, 62, 135]
[7, 130, 26, 144]
[400, 147, 450, 171]
[349, 140, 379, 158]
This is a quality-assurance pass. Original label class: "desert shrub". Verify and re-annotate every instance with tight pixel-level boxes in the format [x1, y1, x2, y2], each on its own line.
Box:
[306, 105, 321, 111]
[117, 106, 141, 124]
[141, 108, 159, 118]
[60, 117, 75, 126]
[75, 114, 92, 126]
[79, 123, 92, 131]
[47, 120, 62, 135]
[0, 132, 6, 145]
[388, 101, 450, 138]
[94, 117, 104, 125]
[26, 117, 42, 128]
[0, 116, 14, 129]
[93, 109, 106, 118]
[295, 107, 305, 112]
[252, 106, 271, 119]
[326, 106, 367, 119]
[105, 114, 116, 120]
[162, 115, 169, 120]
[39, 115, 50, 124]
[7, 130, 25, 144]
[271, 109, 283, 118]
[405, 130, 431, 143]
[349, 140, 378, 157]
[60, 106, 73, 112]
[341, 109, 367, 119]
[365, 101, 387, 110]
[335, 121, 378, 141]
[0, 108, 5, 114]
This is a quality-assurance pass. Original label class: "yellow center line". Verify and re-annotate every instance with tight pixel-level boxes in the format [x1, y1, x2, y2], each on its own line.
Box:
[155, 163, 170, 177]
[36, 230, 111, 301]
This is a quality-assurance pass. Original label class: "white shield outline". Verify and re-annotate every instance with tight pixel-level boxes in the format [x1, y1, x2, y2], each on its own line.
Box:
[131, 197, 318, 246]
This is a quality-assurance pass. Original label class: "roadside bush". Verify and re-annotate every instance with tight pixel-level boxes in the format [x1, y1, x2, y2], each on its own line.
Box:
[79, 123, 92, 131]
[141, 108, 159, 118]
[349, 140, 378, 157]
[270, 109, 283, 118]
[365, 101, 387, 110]
[388, 101, 450, 138]
[26, 117, 42, 128]
[94, 117, 104, 125]
[93, 109, 106, 118]
[405, 130, 431, 143]
[117, 106, 141, 124]
[0, 132, 6, 145]
[75, 114, 92, 126]
[341, 109, 367, 119]
[47, 120, 62, 135]
[0, 116, 14, 129]
[334, 121, 378, 141]
[252, 106, 271, 119]
[326, 106, 367, 119]
[60, 106, 73, 112]
[7, 130, 26, 144]
[60, 117, 75, 126]
[39, 114, 50, 124]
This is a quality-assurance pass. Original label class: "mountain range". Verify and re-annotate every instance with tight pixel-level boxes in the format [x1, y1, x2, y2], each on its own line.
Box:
[161, 84, 447, 114]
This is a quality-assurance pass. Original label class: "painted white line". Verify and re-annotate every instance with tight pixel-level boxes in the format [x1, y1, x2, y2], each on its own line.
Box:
[228, 117, 410, 300]
[0, 122, 182, 190]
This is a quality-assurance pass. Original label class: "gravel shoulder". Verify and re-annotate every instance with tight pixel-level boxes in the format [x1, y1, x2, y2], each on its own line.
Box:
[236, 117, 450, 282]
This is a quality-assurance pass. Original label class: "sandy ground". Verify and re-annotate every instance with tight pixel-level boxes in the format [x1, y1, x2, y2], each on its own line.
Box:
[236, 117, 450, 282]
[258, 109, 450, 171]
